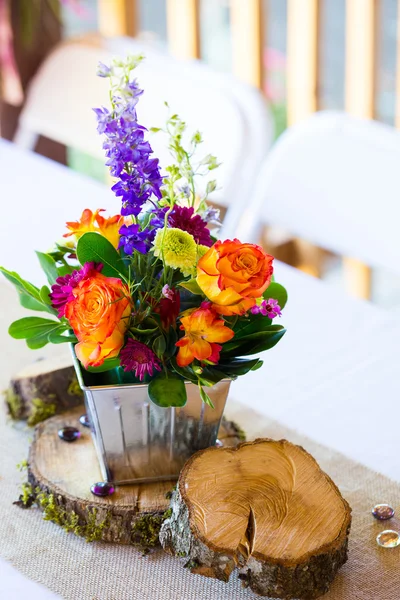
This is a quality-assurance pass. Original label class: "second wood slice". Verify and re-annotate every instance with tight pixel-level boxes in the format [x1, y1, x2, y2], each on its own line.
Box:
[27, 406, 244, 548]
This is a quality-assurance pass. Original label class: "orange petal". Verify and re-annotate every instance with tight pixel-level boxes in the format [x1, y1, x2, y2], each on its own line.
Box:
[204, 324, 234, 344]
[177, 343, 195, 367]
[212, 297, 256, 316]
[197, 245, 220, 276]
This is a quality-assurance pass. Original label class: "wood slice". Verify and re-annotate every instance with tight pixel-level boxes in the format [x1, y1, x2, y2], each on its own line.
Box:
[26, 406, 244, 550]
[160, 439, 351, 599]
[5, 356, 83, 424]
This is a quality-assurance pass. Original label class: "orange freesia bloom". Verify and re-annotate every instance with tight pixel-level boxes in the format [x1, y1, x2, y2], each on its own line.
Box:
[64, 208, 124, 249]
[197, 239, 274, 316]
[176, 302, 234, 367]
[65, 272, 131, 368]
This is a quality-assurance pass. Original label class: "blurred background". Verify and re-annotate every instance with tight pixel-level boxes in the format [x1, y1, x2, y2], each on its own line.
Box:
[1, 0, 400, 307]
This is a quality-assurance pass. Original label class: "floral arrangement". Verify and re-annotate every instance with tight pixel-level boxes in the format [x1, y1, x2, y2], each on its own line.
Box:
[2, 55, 287, 408]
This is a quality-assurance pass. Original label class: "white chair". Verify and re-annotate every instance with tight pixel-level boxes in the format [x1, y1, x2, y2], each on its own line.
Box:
[14, 36, 274, 211]
[225, 110, 400, 286]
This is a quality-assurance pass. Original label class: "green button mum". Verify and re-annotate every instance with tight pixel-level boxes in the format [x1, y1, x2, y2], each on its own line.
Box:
[153, 227, 197, 276]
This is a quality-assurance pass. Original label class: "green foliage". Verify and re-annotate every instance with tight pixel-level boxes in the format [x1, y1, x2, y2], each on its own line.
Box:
[76, 232, 128, 279]
[148, 373, 187, 408]
[35, 252, 58, 285]
[8, 316, 69, 350]
[263, 281, 288, 309]
[0, 267, 56, 315]
[13, 482, 36, 509]
[221, 325, 286, 357]
[179, 279, 202, 295]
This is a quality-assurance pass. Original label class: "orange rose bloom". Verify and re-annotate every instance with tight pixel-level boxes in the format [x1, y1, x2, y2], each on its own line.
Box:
[65, 272, 131, 368]
[64, 208, 124, 249]
[176, 302, 234, 367]
[197, 239, 274, 316]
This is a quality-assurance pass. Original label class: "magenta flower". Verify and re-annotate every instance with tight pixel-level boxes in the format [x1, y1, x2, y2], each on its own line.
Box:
[49, 262, 103, 317]
[250, 298, 282, 319]
[120, 339, 162, 381]
[168, 206, 213, 246]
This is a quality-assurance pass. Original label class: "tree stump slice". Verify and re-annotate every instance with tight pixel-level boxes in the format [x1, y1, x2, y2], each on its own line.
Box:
[160, 439, 351, 599]
[27, 406, 244, 549]
[5, 356, 83, 424]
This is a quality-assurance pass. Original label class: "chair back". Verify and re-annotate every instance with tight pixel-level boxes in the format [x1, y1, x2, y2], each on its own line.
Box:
[226, 111, 400, 275]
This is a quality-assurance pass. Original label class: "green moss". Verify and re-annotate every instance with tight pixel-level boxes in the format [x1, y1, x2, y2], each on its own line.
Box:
[27, 398, 57, 427]
[67, 377, 83, 397]
[184, 558, 200, 569]
[16, 459, 28, 472]
[237, 426, 246, 442]
[37, 492, 110, 541]
[131, 508, 172, 551]
[4, 388, 23, 419]
[13, 482, 36, 509]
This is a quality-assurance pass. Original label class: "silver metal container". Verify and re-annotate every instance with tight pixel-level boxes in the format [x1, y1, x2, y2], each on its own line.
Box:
[72, 350, 230, 484]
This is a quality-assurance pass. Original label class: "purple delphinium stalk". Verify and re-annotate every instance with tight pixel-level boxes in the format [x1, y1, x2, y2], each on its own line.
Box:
[49, 262, 103, 317]
[120, 339, 161, 381]
[93, 58, 163, 250]
[118, 223, 152, 255]
[250, 298, 282, 319]
[168, 206, 213, 246]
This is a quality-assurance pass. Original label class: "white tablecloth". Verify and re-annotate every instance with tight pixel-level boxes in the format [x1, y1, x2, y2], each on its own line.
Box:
[1, 142, 399, 598]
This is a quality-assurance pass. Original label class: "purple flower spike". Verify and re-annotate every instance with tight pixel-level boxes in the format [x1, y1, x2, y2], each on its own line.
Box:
[120, 339, 162, 381]
[94, 60, 164, 216]
[119, 223, 150, 255]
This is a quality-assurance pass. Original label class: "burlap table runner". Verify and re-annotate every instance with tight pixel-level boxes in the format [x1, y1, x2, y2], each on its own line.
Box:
[0, 400, 398, 600]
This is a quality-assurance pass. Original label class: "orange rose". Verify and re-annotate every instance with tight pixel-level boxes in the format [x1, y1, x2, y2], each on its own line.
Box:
[65, 272, 131, 368]
[197, 239, 274, 316]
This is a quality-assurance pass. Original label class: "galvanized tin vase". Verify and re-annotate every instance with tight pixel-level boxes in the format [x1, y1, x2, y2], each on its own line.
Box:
[72, 350, 230, 485]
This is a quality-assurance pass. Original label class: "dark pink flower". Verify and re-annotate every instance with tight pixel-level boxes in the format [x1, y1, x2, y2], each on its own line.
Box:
[49, 262, 103, 317]
[120, 339, 161, 381]
[168, 206, 212, 246]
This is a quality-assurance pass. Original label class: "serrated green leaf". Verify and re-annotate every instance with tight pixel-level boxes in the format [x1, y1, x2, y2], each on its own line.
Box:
[263, 282, 288, 309]
[36, 251, 58, 285]
[76, 232, 128, 280]
[148, 373, 187, 408]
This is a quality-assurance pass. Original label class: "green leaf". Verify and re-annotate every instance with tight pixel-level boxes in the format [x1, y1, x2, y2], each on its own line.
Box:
[216, 358, 263, 377]
[170, 358, 198, 384]
[36, 251, 58, 285]
[263, 282, 288, 309]
[232, 314, 272, 339]
[9, 317, 61, 340]
[221, 325, 286, 357]
[153, 334, 166, 358]
[0, 267, 56, 315]
[19, 292, 49, 313]
[199, 385, 214, 408]
[76, 232, 128, 279]
[40, 285, 52, 305]
[179, 279, 203, 295]
[148, 373, 187, 408]
[48, 331, 78, 344]
[84, 357, 121, 373]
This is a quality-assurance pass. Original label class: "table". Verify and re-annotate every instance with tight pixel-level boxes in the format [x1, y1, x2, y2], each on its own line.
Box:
[1, 142, 399, 598]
